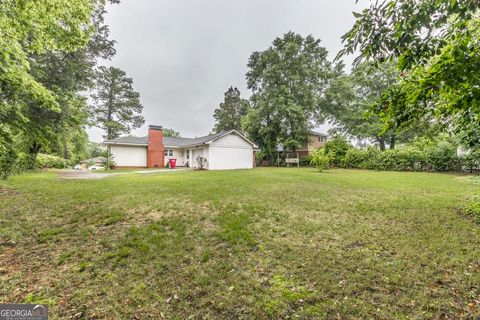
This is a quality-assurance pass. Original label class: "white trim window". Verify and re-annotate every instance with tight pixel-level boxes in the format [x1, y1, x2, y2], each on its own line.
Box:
[164, 149, 174, 157]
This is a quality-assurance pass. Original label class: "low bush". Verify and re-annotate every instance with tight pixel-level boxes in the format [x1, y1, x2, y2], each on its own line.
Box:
[331, 140, 470, 172]
[300, 155, 312, 167]
[424, 141, 459, 171]
[35, 153, 68, 169]
[462, 148, 480, 173]
[373, 147, 426, 171]
[324, 136, 352, 167]
[310, 148, 330, 172]
[465, 197, 480, 224]
[342, 148, 369, 169]
[0, 144, 16, 180]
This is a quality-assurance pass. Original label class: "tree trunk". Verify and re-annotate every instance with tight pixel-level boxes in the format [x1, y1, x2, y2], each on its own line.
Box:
[378, 137, 386, 151]
[106, 73, 115, 140]
[106, 145, 111, 170]
[29, 141, 41, 169]
[63, 138, 69, 159]
[389, 135, 396, 150]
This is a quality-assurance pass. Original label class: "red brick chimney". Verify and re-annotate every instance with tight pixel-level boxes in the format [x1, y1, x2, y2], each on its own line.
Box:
[147, 125, 164, 168]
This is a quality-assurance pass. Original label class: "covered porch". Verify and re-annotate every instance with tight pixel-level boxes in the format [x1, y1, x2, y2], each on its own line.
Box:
[163, 145, 209, 169]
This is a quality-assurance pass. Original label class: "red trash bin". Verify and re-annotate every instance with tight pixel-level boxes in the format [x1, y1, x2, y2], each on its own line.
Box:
[169, 158, 176, 169]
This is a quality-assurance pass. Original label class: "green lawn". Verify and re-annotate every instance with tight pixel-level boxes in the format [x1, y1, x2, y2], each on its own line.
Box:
[0, 168, 479, 319]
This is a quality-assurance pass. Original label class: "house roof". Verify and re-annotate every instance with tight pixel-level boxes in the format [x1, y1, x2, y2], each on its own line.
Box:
[104, 136, 148, 145]
[80, 157, 107, 163]
[104, 130, 258, 148]
[310, 131, 328, 137]
[163, 132, 225, 147]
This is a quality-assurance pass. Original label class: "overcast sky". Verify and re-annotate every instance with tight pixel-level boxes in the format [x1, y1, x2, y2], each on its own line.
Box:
[87, 0, 368, 142]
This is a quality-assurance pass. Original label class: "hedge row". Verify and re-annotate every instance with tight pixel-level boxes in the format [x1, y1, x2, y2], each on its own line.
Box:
[0, 151, 68, 179]
[301, 137, 480, 172]
[341, 144, 463, 172]
[35, 153, 68, 169]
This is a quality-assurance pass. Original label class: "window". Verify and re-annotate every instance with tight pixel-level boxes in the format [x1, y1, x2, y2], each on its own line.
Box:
[318, 137, 325, 142]
[186, 150, 190, 160]
[164, 149, 174, 157]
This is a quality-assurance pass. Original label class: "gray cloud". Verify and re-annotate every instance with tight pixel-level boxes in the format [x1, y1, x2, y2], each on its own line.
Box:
[88, 0, 367, 141]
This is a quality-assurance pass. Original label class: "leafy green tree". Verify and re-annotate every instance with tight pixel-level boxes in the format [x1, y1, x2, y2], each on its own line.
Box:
[380, 17, 480, 146]
[340, 0, 480, 146]
[212, 87, 250, 133]
[91, 66, 145, 140]
[339, 0, 478, 68]
[163, 128, 181, 138]
[0, 0, 94, 110]
[86, 142, 107, 159]
[244, 32, 335, 162]
[25, 0, 119, 162]
[324, 136, 352, 167]
[0, 0, 96, 177]
[327, 61, 429, 150]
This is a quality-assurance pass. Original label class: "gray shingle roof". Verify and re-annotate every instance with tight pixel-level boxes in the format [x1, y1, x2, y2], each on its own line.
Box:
[165, 132, 226, 147]
[104, 132, 228, 147]
[104, 136, 148, 145]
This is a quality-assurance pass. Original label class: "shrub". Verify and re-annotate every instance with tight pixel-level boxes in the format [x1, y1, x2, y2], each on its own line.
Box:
[195, 156, 208, 170]
[342, 148, 369, 168]
[375, 148, 425, 171]
[0, 144, 16, 180]
[465, 197, 480, 224]
[15, 152, 36, 172]
[324, 136, 352, 167]
[300, 155, 313, 167]
[424, 141, 458, 171]
[310, 148, 330, 171]
[461, 148, 480, 173]
[393, 147, 425, 171]
[35, 153, 67, 169]
[342, 146, 428, 171]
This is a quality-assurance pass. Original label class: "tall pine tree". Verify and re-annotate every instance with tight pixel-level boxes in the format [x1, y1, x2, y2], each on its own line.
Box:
[91, 66, 144, 140]
[212, 87, 250, 133]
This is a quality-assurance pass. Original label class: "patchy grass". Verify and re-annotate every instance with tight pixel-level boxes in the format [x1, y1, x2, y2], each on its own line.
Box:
[0, 168, 479, 319]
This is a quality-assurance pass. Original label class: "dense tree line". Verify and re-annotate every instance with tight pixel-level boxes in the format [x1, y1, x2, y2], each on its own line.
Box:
[0, 0, 144, 179]
[339, 0, 480, 147]
[2, 0, 479, 178]
[212, 0, 480, 164]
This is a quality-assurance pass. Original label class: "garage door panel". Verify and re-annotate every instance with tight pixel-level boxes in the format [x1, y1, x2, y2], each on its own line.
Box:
[209, 145, 253, 170]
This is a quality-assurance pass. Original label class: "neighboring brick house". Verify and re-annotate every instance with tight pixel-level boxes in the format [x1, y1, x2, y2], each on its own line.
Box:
[281, 131, 328, 158]
[296, 131, 328, 157]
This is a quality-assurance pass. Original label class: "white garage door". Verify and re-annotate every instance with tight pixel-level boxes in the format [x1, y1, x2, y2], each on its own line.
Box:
[208, 133, 253, 170]
[110, 145, 147, 167]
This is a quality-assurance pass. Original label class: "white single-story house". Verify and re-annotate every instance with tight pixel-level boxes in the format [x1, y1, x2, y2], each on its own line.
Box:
[79, 156, 107, 170]
[104, 125, 258, 170]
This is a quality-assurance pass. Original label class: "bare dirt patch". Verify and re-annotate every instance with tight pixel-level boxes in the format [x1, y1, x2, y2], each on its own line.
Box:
[0, 187, 19, 197]
[57, 171, 120, 180]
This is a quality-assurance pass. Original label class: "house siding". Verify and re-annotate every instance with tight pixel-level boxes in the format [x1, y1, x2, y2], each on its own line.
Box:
[308, 135, 327, 150]
[191, 146, 209, 169]
[208, 133, 254, 170]
[106, 129, 257, 170]
[164, 148, 186, 166]
[110, 145, 147, 167]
